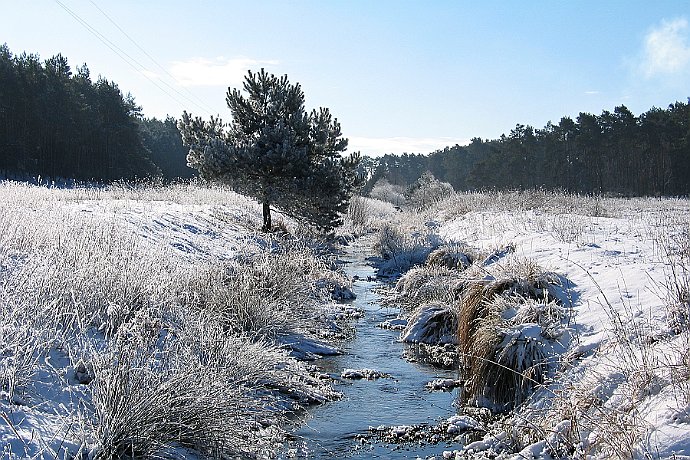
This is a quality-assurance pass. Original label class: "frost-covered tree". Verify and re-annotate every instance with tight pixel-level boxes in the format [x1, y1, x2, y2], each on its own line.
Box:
[405, 171, 454, 209]
[180, 69, 360, 232]
[369, 178, 406, 206]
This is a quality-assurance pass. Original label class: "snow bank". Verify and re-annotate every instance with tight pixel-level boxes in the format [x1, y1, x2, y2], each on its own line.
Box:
[435, 202, 690, 458]
[279, 333, 342, 360]
[377, 317, 408, 330]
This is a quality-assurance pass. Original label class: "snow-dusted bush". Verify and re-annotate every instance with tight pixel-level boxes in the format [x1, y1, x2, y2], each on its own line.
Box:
[375, 222, 440, 274]
[387, 240, 569, 389]
[404, 171, 454, 210]
[369, 178, 406, 206]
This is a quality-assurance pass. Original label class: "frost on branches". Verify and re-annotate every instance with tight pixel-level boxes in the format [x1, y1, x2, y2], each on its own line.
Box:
[180, 69, 360, 233]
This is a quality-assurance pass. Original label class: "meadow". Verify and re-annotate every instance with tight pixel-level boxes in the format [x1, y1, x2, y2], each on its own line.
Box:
[354, 189, 690, 459]
[1, 181, 689, 459]
[0, 180, 347, 458]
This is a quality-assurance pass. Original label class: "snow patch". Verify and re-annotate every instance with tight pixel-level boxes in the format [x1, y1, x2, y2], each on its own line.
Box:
[426, 378, 463, 391]
[377, 318, 407, 330]
[340, 368, 392, 380]
[401, 303, 457, 345]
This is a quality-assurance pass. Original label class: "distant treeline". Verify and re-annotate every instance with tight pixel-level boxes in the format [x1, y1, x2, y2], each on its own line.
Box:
[2, 44, 688, 195]
[0, 44, 193, 182]
[362, 101, 690, 196]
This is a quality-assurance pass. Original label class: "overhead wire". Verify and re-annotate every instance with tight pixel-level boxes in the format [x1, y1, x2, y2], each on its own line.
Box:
[53, 0, 214, 117]
[87, 0, 217, 115]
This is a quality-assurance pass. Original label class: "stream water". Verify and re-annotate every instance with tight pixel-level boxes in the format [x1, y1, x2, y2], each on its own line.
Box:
[286, 239, 462, 458]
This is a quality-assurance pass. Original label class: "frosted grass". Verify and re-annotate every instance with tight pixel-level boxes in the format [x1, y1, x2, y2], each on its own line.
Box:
[0, 180, 343, 458]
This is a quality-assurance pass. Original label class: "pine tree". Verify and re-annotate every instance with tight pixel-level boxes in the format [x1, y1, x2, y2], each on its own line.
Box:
[180, 69, 360, 233]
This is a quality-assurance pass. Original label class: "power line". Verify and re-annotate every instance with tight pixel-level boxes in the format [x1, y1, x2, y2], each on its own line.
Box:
[53, 0, 213, 116]
[87, 0, 217, 115]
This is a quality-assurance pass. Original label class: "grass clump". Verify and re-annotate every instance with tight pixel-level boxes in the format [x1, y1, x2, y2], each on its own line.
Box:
[425, 243, 476, 270]
[456, 258, 568, 410]
[374, 221, 441, 274]
[89, 310, 335, 459]
[390, 246, 569, 410]
[384, 233, 571, 409]
[0, 181, 344, 458]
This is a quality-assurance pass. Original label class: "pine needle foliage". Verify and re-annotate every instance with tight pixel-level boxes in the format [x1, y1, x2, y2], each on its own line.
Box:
[180, 69, 360, 233]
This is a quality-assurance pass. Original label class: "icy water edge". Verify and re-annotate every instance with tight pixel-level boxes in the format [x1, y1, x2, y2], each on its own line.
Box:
[284, 239, 462, 459]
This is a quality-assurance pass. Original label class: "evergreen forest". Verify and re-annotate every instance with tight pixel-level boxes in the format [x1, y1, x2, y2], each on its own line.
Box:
[0, 44, 192, 182]
[1, 43, 689, 196]
[362, 102, 690, 196]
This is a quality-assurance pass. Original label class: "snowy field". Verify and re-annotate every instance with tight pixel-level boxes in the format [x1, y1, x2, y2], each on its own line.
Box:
[368, 191, 690, 459]
[2, 182, 689, 459]
[0, 181, 348, 459]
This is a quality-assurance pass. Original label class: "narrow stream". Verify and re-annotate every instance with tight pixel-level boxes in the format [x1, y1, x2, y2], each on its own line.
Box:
[287, 239, 461, 458]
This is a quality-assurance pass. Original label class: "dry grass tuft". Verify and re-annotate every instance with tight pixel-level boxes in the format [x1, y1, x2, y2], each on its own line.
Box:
[456, 258, 569, 410]
[393, 265, 458, 310]
[425, 244, 476, 270]
[87, 296, 339, 458]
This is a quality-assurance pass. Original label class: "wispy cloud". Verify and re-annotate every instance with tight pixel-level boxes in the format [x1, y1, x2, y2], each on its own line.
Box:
[348, 136, 469, 157]
[639, 17, 690, 78]
[169, 57, 278, 87]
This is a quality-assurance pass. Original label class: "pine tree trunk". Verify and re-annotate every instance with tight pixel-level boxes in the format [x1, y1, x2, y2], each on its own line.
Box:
[262, 201, 272, 232]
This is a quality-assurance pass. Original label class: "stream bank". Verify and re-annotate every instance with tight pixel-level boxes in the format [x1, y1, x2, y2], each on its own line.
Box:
[284, 238, 467, 458]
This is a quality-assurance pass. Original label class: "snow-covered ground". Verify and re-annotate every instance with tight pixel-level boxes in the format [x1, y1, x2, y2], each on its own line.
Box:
[3, 182, 688, 459]
[0, 181, 348, 458]
[378, 193, 690, 459]
[438, 204, 690, 458]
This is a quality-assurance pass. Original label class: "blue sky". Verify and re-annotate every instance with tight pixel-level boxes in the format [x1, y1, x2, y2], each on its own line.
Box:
[3, 1, 690, 156]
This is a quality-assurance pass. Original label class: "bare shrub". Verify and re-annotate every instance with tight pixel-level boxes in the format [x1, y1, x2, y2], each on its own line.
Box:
[404, 171, 454, 210]
[346, 195, 368, 233]
[369, 178, 406, 206]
